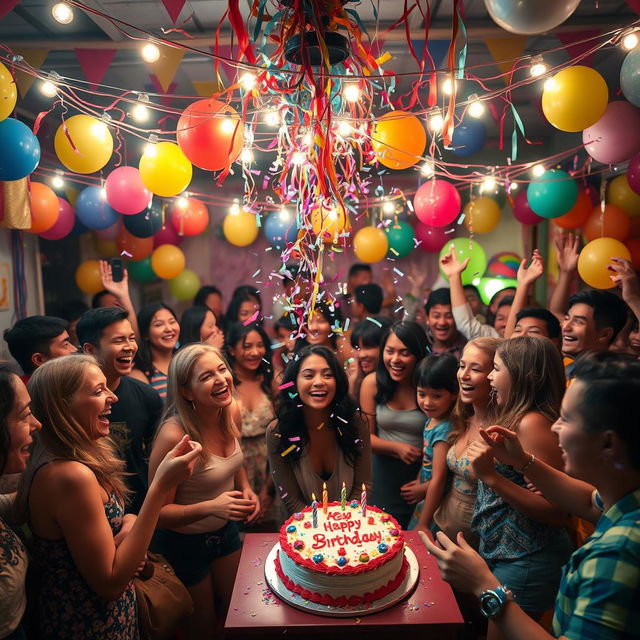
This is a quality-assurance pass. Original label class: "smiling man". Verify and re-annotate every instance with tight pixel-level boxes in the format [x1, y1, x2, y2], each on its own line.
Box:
[76, 307, 163, 513]
[425, 288, 467, 360]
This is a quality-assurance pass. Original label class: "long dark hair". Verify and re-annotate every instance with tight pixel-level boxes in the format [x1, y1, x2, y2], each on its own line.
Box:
[295, 301, 344, 351]
[180, 306, 213, 347]
[375, 321, 429, 405]
[274, 345, 361, 466]
[226, 285, 262, 325]
[0, 363, 18, 475]
[225, 321, 273, 398]
[134, 302, 178, 377]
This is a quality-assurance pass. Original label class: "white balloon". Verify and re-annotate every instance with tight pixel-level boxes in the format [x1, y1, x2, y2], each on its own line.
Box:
[484, 0, 581, 35]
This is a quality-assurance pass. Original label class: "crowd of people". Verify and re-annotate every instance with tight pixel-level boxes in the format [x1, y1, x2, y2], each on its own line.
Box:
[0, 236, 639, 639]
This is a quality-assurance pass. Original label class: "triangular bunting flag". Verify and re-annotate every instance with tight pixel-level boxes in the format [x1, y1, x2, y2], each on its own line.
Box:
[484, 36, 528, 84]
[75, 48, 117, 91]
[144, 45, 184, 92]
[161, 0, 186, 23]
[192, 80, 224, 97]
[13, 48, 49, 97]
[0, 0, 21, 19]
[556, 30, 602, 67]
[410, 40, 450, 71]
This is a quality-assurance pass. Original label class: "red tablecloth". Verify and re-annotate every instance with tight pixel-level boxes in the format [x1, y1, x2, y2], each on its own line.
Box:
[224, 533, 464, 639]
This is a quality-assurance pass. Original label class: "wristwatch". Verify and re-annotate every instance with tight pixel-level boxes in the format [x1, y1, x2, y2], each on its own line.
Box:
[478, 585, 514, 619]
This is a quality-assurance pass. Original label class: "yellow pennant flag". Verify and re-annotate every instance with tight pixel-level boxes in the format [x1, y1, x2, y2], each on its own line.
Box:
[192, 80, 224, 97]
[145, 45, 184, 92]
[483, 36, 528, 85]
[13, 48, 50, 97]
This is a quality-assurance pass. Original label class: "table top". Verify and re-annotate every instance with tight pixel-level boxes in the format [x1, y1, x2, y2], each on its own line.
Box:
[225, 533, 463, 638]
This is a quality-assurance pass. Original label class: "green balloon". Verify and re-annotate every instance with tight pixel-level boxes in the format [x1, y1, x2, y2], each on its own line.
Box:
[127, 257, 156, 283]
[527, 169, 578, 219]
[439, 237, 487, 286]
[385, 221, 415, 258]
[478, 277, 518, 306]
[169, 268, 201, 301]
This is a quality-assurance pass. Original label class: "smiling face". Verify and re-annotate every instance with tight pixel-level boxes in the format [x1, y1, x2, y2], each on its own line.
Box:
[487, 352, 511, 408]
[512, 316, 549, 338]
[562, 303, 607, 357]
[296, 353, 337, 411]
[67, 365, 117, 440]
[229, 330, 267, 373]
[493, 305, 511, 338]
[306, 311, 332, 346]
[629, 325, 640, 356]
[416, 386, 456, 420]
[4, 375, 41, 474]
[90, 319, 137, 381]
[200, 310, 223, 347]
[383, 332, 418, 384]
[355, 339, 380, 375]
[457, 344, 494, 407]
[184, 351, 234, 409]
[427, 304, 457, 346]
[48, 330, 78, 359]
[149, 308, 179, 351]
[465, 289, 482, 316]
[238, 299, 260, 324]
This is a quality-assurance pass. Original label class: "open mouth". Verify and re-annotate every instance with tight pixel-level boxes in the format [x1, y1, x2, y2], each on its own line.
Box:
[115, 355, 133, 368]
[562, 335, 577, 345]
[460, 384, 475, 394]
[212, 386, 230, 399]
[389, 364, 405, 376]
[98, 410, 111, 425]
[309, 390, 328, 399]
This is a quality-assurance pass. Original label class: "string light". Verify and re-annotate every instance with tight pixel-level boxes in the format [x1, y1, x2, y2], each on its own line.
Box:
[509, 182, 519, 191]
[468, 94, 485, 118]
[343, 83, 360, 102]
[51, 176, 64, 189]
[442, 78, 456, 95]
[141, 42, 160, 63]
[279, 207, 291, 222]
[428, 111, 444, 132]
[240, 149, 254, 163]
[532, 164, 546, 178]
[240, 72, 257, 90]
[40, 81, 57, 97]
[622, 31, 639, 51]
[264, 110, 280, 127]
[481, 176, 497, 192]
[529, 56, 547, 77]
[99, 188, 107, 200]
[328, 208, 339, 220]
[420, 161, 435, 177]
[382, 200, 395, 215]
[132, 103, 149, 122]
[177, 196, 188, 208]
[336, 120, 353, 137]
[229, 200, 241, 215]
[51, 2, 73, 24]
[292, 152, 305, 166]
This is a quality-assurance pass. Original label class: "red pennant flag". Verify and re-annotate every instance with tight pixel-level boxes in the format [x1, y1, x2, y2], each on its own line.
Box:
[75, 48, 116, 91]
[0, 0, 21, 19]
[149, 74, 177, 107]
[161, 0, 186, 23]
[556, 30, 602, 67]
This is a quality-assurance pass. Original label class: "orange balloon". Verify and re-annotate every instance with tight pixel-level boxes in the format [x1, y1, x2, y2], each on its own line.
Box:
[117, 228, 153, 261]
[626, 237, 640, 270]
[583, 204, 630, 243]
[310, 203, 350, 244]
[28, 182, 59, 234]
[578, 237, 631, 289]
[463, 197, 501, 234]
[372, 111, 427, 170]
[75, 260, 103, 294]
[553, 190, 593, 230]
[151, 244, 185, 279]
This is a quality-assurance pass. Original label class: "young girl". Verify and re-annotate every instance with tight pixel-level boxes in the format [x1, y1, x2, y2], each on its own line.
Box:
[360, 321, 429, 528]
[225, 285, 262, 325]
[149, 344, 259, 639]
[131, 302, 180, 400]
[402, 353, 458, 532]
[180, 306, 224, 349]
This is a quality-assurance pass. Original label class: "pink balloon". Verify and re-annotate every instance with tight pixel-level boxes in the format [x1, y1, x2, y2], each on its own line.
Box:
[628, 152, 640, 195]
[413, 179, 461, 227]
[583, 101, 640, 165]
[513, 190, 543, 226]
[94, 220, 122, 241]
[153, 223, 183, 247]
[414, 221, 453, 253]
[105, 166, 151, 215]
[40, 197, 75, 241]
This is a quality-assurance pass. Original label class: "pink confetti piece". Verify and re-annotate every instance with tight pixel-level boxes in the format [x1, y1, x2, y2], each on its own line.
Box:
[278, 381, 294, 390]
[243, 309, 260, 325]
[120, 250, 132, 258]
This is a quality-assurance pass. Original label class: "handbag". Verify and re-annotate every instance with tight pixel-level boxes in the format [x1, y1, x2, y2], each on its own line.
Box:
[134, 552, 194, 640]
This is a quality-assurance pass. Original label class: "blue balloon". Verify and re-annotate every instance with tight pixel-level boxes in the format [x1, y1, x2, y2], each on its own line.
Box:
[621, 48, 640, 108]
[450, 118, 487, 157]
[264, 210, 298, 247]
[76, 186, 119, 230]
[0, 117, 41, 180]
[123, 202, 163, 238]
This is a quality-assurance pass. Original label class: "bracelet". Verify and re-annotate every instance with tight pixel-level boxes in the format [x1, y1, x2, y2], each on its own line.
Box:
[519, 453, 535, 474]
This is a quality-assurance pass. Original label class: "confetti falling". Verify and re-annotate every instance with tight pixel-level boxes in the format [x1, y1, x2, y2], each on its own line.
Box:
[280, 444, 296, 457]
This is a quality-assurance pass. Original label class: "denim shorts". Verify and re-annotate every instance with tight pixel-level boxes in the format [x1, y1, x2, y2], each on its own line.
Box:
[486, 533, 573, 612]
[155, 521, 242, 587]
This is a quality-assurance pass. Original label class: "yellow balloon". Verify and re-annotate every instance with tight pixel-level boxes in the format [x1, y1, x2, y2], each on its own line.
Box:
[75, 260, 103, 294]
[151, 244, 186, 279]
[223, 210, 258, 247]
[93, 236, 119, 257]
[464, 197, 501, 234]
[139, 142, 193, 197]
[54, 114, 113, 174]
[310, 203, 350, 244]
[0, 62, 17, 122]
[608, 174, 640, 217]
[541, 66, 608, 132]
[372, 110, 427, 170]
[353, 226, 389, 263]
[578, 237, 631, 289]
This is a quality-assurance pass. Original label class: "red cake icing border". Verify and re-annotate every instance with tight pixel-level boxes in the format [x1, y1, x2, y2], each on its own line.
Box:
[274, 551, 409, 607]
[279, 502, 405, 576]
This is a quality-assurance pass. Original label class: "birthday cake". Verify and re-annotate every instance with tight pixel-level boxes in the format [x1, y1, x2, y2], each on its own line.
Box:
[275, 500, 408, 606]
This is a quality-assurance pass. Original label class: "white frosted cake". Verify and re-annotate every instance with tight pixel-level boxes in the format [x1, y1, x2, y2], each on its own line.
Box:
[275, 500, 407, 606]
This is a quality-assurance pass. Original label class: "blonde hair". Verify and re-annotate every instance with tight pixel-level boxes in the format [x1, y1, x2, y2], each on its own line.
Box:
[450, 337, 501, 443]
[161, 344, 238, 454]
[494, 336, 564, 431]
[18, 354, 129, 508]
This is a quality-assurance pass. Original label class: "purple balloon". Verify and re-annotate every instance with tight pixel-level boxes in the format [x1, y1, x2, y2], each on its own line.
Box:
[39, 197, 75, 241]
[153, 223, 184, 247]
[414, 221, 453, 253]
[583, 101, 640, 165]
[512, 190, 543, 226]
[628, 152, 640, 195]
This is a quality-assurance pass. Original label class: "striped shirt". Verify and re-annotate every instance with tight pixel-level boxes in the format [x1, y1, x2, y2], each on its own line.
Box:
[149, 369, 168, 400]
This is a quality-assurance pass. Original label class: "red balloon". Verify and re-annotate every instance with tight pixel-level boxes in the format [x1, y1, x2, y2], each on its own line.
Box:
[414, 221, 453, 253]
[413, 180, 461, 227]
[177, 99, 244, 171]
[153, 223, 183, 247]
[553, 190, 593, 230]
[584, 204, 630, 242]
[626, 237, 640, 269]
[40, 197, 75, 240]
[117, 228, 153, 261]
[512, 190, 543, 226]
[169, 197, 209, 236]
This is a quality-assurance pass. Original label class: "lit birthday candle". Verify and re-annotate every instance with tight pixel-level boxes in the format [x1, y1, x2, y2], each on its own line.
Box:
[361, 483, 367, 518]
[322, 482, 328, 515]
[341, 481, 346, 511]
[311, 492, 318, 528]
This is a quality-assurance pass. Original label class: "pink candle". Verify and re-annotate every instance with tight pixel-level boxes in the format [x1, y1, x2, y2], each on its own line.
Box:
[361, 483, 367, 518]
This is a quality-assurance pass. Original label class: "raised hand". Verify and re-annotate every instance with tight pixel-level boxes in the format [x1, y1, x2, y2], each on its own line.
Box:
[479, 425, 529, 469]
[439, 245, 469, 279]
[152, 435, 202, 494]
[609, 257, 640, 303]
[517, 249, 544, 287]
[99, 259, 130, 304]
[466, 440, 497, 481]
[555, 233, 580, 274]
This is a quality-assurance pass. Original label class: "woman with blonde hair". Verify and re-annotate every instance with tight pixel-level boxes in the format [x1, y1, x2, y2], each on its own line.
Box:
[149, 344, 259, 639]
[16, 354, 201, 640]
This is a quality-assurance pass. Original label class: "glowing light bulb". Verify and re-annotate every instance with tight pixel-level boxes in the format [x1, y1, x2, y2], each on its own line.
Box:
[442, 78, 456, 95]
[428, 112, 444, 132]
[292, 152, 305, 166]
[176, 197, 188, 209]
[337, 120, 353, 137]
[382, 200, 395, 215]
[343, 83, 360, 102]
[229, 201, 241, 215]
[100, 188, 107, 200]
[40, 80, 57, 97]
[302, 131, 313, 146]
[141, 43, 160, 63]
[532, 164, 545, 178]
[132, 103, 149, 122]
[468, 100, 485, 118]
[543, 78, 557, 92]
[264, 110, 280, 127]
[52, 2, 73, 24]
[51, 176, 64, 189]
[420, 162, 435, 177]
[481, 176, 497, 192]
[623, 32, 639, 51]
[144, 143, 158, 157]
[328, 208, 339, 221]
[530, 63, 547, 77]
[509, 182, 519, 191]
[279, 207, 290, 222]
[240, 72, 257, 90]
[240, 149, 254, 163]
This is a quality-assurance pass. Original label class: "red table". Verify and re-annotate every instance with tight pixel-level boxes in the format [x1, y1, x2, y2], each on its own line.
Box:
[225, 533, 463, 640]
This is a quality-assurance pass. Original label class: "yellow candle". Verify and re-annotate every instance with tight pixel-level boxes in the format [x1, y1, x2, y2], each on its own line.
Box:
[322, 481, 328, 515]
